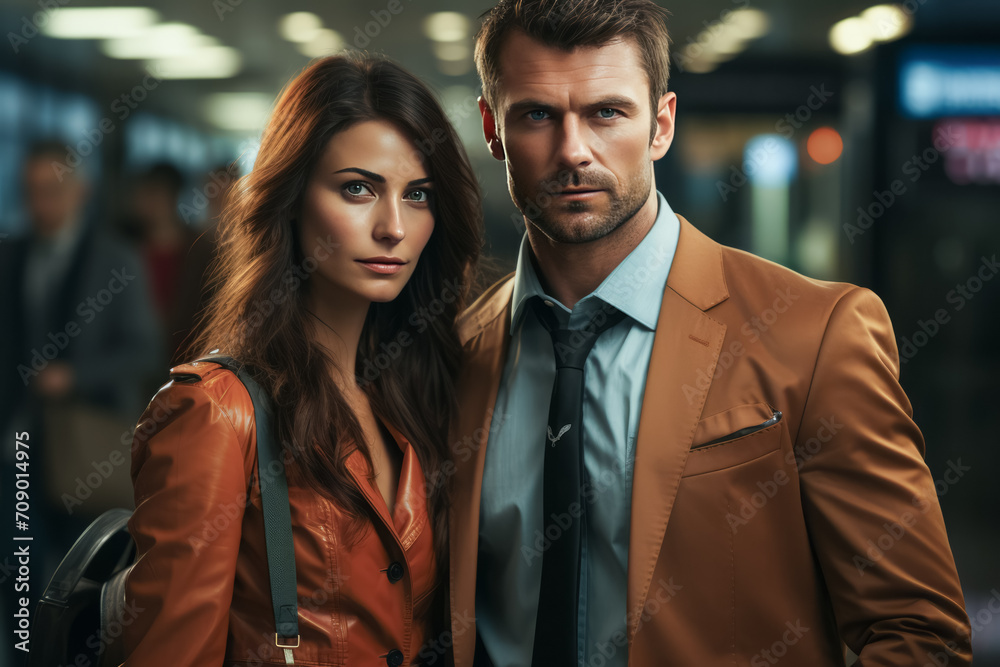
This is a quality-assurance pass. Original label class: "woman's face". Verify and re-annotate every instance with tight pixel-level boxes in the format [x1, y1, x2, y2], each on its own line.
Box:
[298, 119, 435, 308]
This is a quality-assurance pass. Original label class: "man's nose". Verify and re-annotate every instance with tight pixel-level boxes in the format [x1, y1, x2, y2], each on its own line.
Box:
[556, 115, 593, 169]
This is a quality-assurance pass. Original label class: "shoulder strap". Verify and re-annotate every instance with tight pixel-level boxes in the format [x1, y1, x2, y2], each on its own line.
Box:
[194, 354, 300, 645]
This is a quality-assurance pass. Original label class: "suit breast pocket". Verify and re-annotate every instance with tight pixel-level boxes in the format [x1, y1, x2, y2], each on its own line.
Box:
[682, 402, 784, 477]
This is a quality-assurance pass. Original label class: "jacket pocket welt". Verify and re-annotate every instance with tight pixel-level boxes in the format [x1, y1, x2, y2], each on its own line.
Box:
[683, 410, 783, 478]
[692, 409, 782, 450]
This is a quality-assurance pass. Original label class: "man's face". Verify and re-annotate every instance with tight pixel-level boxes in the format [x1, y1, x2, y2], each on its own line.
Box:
[23, 158, 86, 238]
[481, 31, 675, 244]
[132, 181, 178, 225]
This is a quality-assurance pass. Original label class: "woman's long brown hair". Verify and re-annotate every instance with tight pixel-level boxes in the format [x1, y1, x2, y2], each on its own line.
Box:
[185, 52, 482, 635]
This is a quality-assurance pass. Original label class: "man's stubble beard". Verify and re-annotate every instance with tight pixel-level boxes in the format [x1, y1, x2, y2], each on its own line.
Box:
[510, 162, 652, 245]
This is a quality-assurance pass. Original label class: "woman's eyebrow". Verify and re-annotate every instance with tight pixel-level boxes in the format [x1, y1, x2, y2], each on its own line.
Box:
[334, 168, 432, 187]
[334, 167, 385, 182]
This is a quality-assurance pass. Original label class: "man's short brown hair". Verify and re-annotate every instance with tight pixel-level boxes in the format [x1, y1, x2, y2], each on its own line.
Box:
[474, 0, 672, 116]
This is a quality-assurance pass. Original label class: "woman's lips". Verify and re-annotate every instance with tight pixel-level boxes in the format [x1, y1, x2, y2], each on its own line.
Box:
[356, 260, 405, 274]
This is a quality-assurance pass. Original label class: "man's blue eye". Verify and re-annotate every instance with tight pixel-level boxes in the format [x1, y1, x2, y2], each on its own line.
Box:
[528, 110, 548, 121]
[598, 108, 618, 119]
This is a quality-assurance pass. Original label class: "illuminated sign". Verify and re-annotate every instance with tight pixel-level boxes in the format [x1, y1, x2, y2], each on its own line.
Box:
[899, 46, 1000, 118]
[935, 119, 1000, 185]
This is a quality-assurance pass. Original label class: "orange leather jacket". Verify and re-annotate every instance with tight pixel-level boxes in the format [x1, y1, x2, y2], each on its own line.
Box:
[121, 360, 440, 666]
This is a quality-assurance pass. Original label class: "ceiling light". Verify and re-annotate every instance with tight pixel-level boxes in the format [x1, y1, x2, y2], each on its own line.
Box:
[103, 23, 217, 59]
[683, 40, 729, 65]
[726, 8, 770, 40]
[204, 92, 274, 131]
[680, 9, 770, 73]
[148, 46, 242, 79]
[710, 27, 749, 56]
[279, 12, 323, 43]
[423, 12, 469, 42]
[829, 17, 875, 55]
[42, 7, 160, 39]
[684, 60, 720, 74]
[860, 4, 912, 42]
[433, 41, 469, 62]
[297, 28, 344, 58]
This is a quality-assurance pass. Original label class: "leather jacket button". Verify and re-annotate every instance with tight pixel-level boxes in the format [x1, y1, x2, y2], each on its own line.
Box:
[384, 648, 404, 666]
[386, 561, 405, 583]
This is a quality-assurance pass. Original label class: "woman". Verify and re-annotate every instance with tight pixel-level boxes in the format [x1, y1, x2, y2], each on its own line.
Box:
[121, 52, 482, 666]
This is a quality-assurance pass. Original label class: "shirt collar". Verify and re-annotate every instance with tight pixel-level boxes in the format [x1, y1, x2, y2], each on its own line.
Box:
[510, 190, 679, 332]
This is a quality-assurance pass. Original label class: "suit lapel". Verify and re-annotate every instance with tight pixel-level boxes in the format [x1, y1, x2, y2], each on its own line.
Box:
[625, 215, 729, 642]
[449, 277, 515, 667]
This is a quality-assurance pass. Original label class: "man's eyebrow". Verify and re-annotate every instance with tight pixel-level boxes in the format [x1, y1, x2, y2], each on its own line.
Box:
[589, 96, 640, 111]
[334, 168, 431, 187]
[506, 97, 641, 116]
[507, 99, 557, 116]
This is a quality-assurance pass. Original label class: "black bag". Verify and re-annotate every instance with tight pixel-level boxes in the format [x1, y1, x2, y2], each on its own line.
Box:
[25, 509, 134, 667]
[28, 355, 301, 666]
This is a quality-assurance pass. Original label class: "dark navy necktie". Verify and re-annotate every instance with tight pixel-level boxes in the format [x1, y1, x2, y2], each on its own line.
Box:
[528, 295, 627, 666]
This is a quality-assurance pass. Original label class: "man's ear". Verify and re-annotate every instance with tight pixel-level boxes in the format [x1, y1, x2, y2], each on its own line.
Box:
[650, 91, 677, 160]
[479, 96, 506, 161]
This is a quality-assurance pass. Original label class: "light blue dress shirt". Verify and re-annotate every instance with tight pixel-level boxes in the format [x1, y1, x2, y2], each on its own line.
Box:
[476, 191, 680, 667]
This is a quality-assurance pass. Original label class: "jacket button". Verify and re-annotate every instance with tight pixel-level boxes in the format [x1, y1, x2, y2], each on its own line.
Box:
[384, 649, 404, 666]
[386, 561, 405, 583]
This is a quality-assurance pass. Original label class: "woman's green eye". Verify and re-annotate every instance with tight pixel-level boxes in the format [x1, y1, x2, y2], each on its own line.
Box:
[346, 183, 366, 195]
[407, 190, 429, 202]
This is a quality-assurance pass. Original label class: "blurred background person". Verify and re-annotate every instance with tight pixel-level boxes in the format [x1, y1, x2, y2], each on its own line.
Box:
[0, 140, 163, 440]
[124, 161, 221, 363]
[131, 164, 186, 325]
[0, 140, 163, 655]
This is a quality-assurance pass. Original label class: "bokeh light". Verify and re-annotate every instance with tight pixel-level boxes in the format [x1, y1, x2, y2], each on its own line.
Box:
[807, 127, 844, 164]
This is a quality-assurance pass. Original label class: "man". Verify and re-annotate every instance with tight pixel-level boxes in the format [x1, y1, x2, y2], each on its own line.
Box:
[0, 140, 163, 437]
[445, 1, 971, 665]
[0, 141, 163, 656]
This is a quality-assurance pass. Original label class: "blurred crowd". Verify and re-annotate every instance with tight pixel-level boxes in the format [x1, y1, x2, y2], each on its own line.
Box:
[0, 141, 237, 619]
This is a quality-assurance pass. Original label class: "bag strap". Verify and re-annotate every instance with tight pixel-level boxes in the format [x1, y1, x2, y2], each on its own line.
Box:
[38, 508, 133, 605]
[194, 354, 300, 650]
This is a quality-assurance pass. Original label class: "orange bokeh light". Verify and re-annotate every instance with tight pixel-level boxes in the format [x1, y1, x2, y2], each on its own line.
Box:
[807, 127, 844, 165]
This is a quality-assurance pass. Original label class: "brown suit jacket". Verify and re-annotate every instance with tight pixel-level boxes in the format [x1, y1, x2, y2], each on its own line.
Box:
[447, 215, 971, 666]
